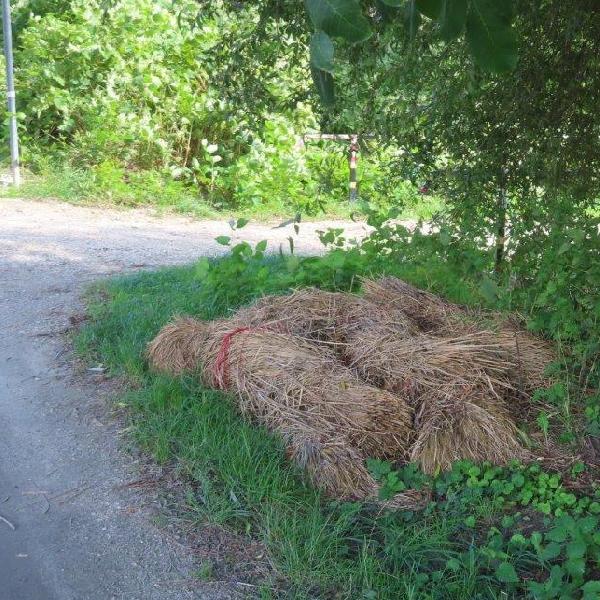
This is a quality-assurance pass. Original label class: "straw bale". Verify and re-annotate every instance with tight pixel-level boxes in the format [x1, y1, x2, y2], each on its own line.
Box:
[362, 277, 465, 332]
[343, 329, 517, 399]
[149, 318, 417, 503]
[235, 288, 418, 344]
[200, 321, 414, 461]
[410, 379, 525, 474]
[147, 316, 209, 375]
[361, 277, 556, 391]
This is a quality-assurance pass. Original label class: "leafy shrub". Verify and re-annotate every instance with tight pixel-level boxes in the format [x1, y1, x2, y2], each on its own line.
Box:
[2, 0, 420, 215]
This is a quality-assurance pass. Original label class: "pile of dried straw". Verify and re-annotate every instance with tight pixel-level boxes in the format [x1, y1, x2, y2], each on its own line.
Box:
[149, 316, 419, 505]
[148, 276, 556, 498]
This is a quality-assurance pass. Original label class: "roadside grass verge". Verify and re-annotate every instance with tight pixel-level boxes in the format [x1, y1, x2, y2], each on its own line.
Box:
[76, 250, 600, 598]
[0, 162, 444, 223]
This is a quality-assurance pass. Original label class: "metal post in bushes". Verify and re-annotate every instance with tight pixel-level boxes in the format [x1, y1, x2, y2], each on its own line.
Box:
[303, 133, 368, 203]
[2, 0, 20, 186]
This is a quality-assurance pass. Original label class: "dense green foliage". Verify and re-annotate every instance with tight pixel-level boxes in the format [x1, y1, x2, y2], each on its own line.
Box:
[77, 228, 600, 597]
[306, 0, 520, 106]
[1, 0, 427, 216]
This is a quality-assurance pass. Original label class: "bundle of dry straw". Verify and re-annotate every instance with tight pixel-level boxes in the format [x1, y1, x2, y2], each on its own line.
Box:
[232, 278, 556, 474]
[362, 277, 464, 333]
[148, 316, 418, 505]
[363, 277, 556, 391]
[146, 317, 210, 375]
[148, 276, 557, 493]
[410, 381, 526, 474]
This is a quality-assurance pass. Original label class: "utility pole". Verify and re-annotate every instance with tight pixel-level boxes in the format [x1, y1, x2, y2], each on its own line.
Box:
[2, 0, 20, 186]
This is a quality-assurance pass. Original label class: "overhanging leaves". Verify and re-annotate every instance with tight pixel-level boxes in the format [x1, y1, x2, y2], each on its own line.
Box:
[439, 0, 468, 40]
[466, 0, 518, 72]
[415, 0, 442, 19]
[405, 0, 422, 40]
[305, 0, 372, 43]
[310, 65, 335, 106]
[310, 31, 335, 73]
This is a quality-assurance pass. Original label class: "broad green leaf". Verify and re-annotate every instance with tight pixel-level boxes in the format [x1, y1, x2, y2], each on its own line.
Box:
[310, 66, 335, 106]
[255, 240, 268, 253]
[578, 516, 598, 534]
[439, 0, 468, 40]
[495, 561, 519, 583]
[310, 31, 335, 73]
[464, 515, 476, 527]
[415, 0, 442, 18]
[583, 581, 600, 600]
[546, 524, 568, 543]
[305, 0, 372, 43]
[445, 557, 461, 572]
[236, 218, 249, 229]
[566, 539, 586, 560]
[466, 0, 518, 72]
[540, 542, 562, 561]
[565, 557, 586, 578]
[215, 235, 231, 245]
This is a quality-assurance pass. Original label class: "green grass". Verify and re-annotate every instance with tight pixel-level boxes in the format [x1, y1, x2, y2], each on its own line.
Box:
[76, 253, 600, 598]
[0, 160, 445, 223]
[0, 164, 221, 219]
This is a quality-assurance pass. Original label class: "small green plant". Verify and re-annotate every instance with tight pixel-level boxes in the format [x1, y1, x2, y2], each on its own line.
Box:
[193, 560, 215, 581]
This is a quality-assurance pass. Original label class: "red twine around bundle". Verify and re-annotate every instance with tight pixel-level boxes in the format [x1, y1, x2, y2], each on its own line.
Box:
[211, 327, 252, 389]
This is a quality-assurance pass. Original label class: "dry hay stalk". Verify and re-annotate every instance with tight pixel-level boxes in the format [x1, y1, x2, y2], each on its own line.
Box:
[410, 379, 525, 474]
[494, 320, 557, 391]
[233, 288, 352, 339]
[150, 318, 418, 504]
[287, 433, 429, 508]
[235, 288, 418, 344]
[148, 318, 423, 508]
[362, 277, 466, 333]
[344, 329, 517, 400]
[362, 277, 556, 391]
[147, 316, 210, 375]
[201, 320, 414, 462]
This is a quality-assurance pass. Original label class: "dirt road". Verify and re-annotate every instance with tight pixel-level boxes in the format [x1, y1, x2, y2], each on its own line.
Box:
[0, 198, 368, 600]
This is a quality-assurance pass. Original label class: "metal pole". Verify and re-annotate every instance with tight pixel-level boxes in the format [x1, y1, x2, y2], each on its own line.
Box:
[348, 134, 358, 203]
[2, 0, 20, 186]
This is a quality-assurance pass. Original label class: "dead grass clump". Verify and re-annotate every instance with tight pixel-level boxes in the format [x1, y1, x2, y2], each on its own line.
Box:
[287, 433, 429, 507]
[147, 317, 210, 375]
[147, 278, 560, 495]
[344, 330, 516, 399]
[151, 319, 415, 504]
[234, 289, 359, 340]
[235, 287, 418, 345]
[494, 320, 558, 390]
[362, 277, 465, 333]
[410, 380, 525, 474]
[361, 276, 556, 392]
[286, 433, 383, 499]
